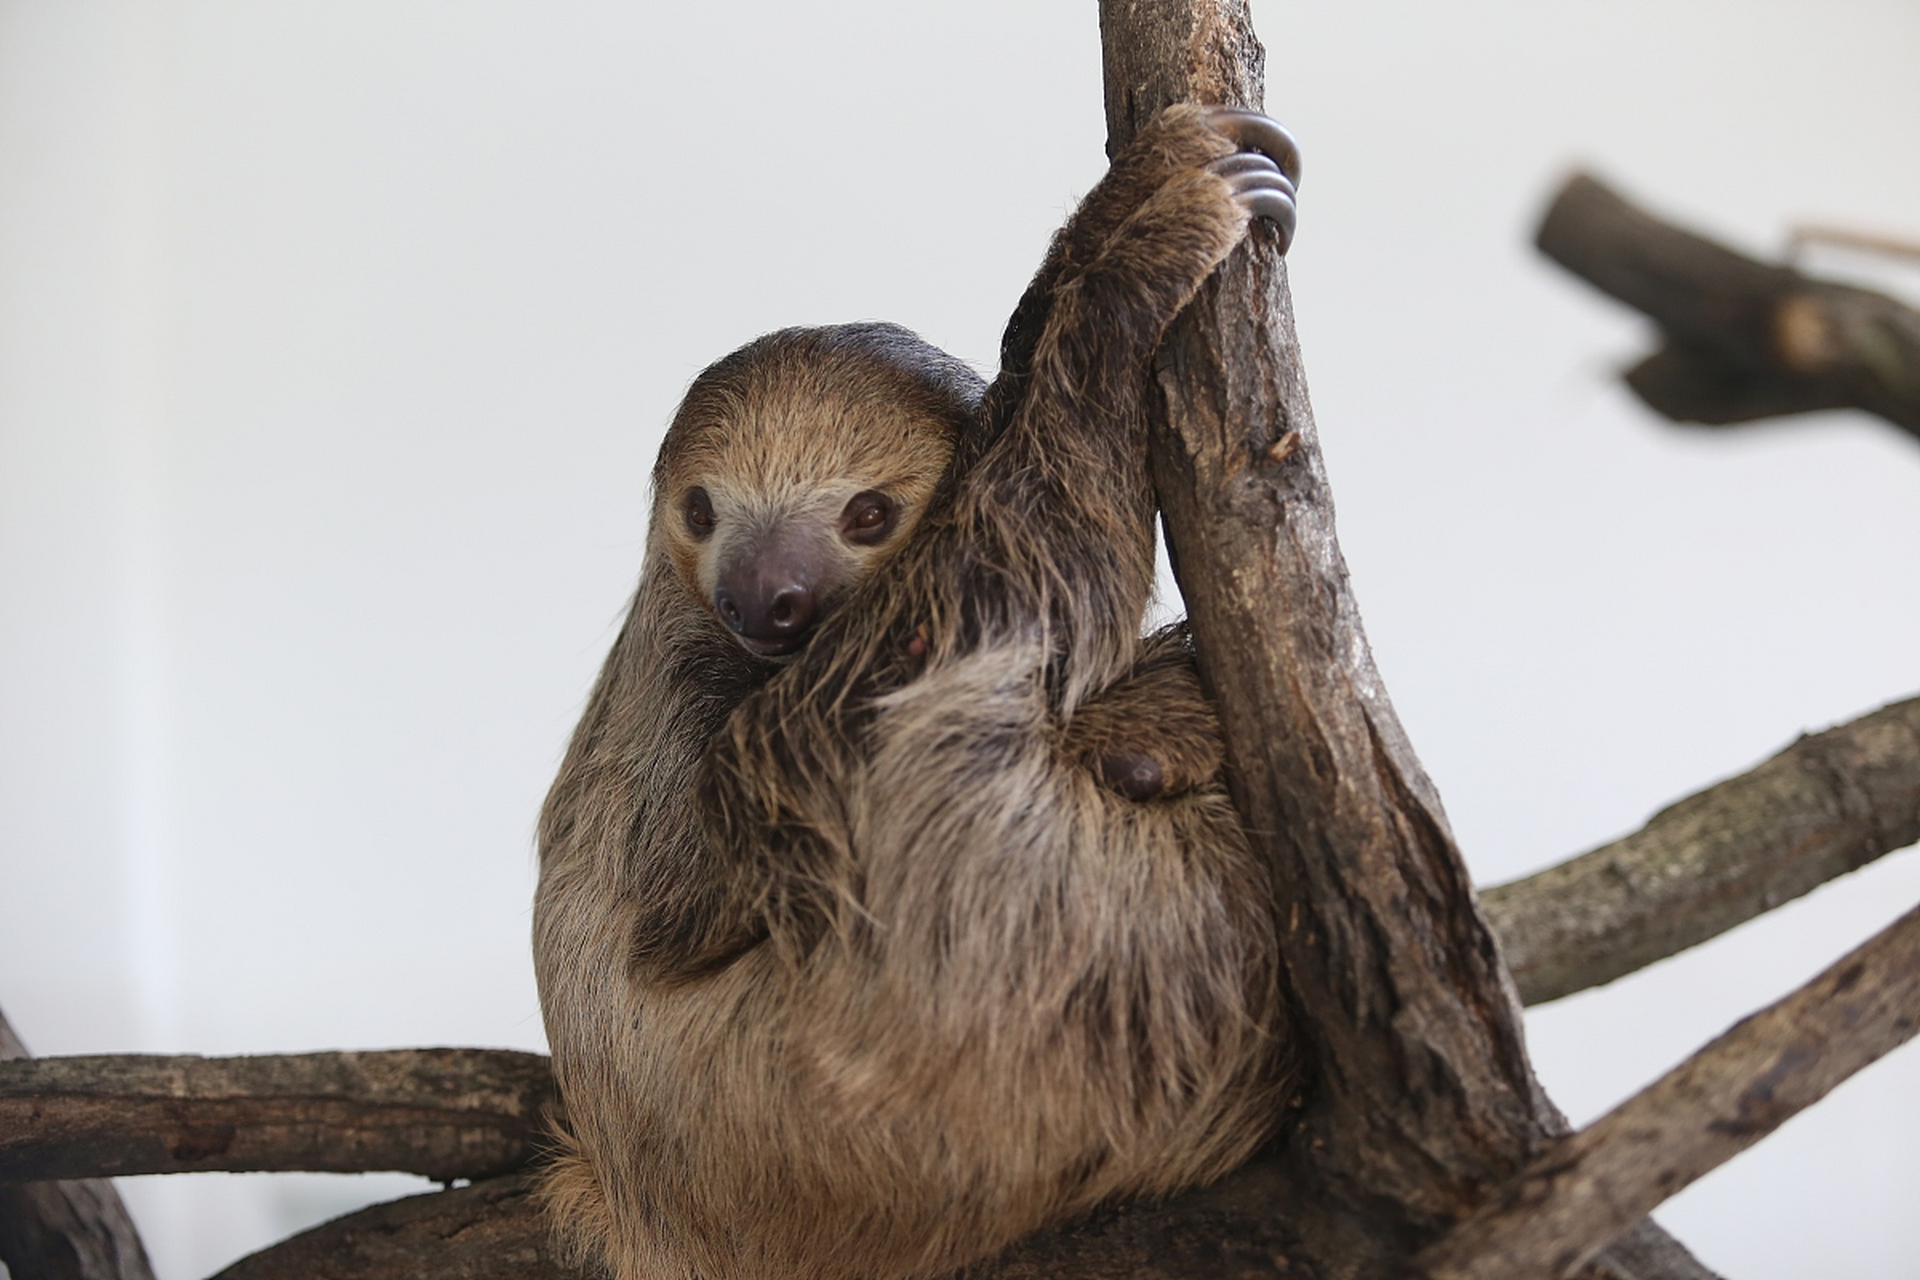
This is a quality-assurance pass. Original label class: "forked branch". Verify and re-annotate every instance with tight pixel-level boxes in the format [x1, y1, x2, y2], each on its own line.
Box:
[1417, 897, 1920, 1280]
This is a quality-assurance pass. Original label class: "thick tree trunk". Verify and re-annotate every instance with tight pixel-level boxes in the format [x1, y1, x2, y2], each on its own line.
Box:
[972, 3, 1722, 1276]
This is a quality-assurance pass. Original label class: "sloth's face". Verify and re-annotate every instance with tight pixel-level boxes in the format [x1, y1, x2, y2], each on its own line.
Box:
[665, 468, 938, 660]
[658, 403, 956, 661]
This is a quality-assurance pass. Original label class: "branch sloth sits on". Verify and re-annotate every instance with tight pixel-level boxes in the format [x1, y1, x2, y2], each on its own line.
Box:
[533, 104, 1302, 1280]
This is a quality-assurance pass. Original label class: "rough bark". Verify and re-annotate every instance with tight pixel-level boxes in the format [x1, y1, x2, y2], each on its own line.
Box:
[1488, 693, 1920, 1005]
[209, 1174, 568, 1280]
[1114, 0, 1555, 1205]
[1537, 173, 1920, 441]
[0, 1049, 555, 1183]
[0, 1010, 156, 1280]
[1417, 898, 1920, 1280]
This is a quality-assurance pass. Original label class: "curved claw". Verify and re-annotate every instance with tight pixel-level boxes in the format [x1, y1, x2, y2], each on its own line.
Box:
[1211, 152, 1292, 188]
[1210, 155, 1299, 252]
[1239, 191, 1297, 251]
[1211, 155, 1296, 202]
[1204, 108, 1302, 187]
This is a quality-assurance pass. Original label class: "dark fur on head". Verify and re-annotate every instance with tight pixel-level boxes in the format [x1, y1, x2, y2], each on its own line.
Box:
[535, 104, 1296, 1280]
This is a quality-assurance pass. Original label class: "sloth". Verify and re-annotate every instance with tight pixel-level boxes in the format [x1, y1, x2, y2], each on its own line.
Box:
[534, 104, 1302, 1280]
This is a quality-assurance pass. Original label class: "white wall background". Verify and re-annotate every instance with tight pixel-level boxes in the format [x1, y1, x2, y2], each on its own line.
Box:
[2, 2, 1916, 1276]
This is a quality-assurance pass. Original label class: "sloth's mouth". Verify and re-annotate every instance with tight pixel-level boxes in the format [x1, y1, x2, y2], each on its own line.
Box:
[736, 632, 810, 660]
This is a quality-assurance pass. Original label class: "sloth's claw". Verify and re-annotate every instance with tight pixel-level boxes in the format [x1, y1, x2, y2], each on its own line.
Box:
[1214, 157, 1296, 203]
[1239, 189, 1298, 248]
[1203, 108, 1301, 252]
[1218, 164, 1297, 246]
[1204, 108, 1302, 185]
[1208, 153, 1299, 250]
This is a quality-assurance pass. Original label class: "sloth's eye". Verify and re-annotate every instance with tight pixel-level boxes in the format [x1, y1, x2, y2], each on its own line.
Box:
[684, 488, 716, 538]
[840, 491, 898, 547]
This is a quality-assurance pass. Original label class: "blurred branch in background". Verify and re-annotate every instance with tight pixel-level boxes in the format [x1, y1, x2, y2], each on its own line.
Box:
[1538, 173, 1920, 442]
[1787, 223, 1920, 267]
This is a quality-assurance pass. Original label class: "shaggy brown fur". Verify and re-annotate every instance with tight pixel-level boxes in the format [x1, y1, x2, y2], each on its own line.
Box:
[534, 104, 1297, 1280]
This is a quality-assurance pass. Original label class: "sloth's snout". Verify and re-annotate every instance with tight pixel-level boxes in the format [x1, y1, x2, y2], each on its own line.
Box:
[714, 533, 828, 658]
[715, 579, 816, 649]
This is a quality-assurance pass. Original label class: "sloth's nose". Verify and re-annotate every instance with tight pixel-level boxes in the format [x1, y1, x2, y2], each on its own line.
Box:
[715, 580, 816, 640]
[713, 525, 836, 657]
[764, 585, 815, 634]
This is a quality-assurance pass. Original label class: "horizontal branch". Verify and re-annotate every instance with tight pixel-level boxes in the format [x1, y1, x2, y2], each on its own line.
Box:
[12, 693, 1912, 1201]
[1484, 693, 1920, 1005]
[1416, 894, 1920, 1280]
[210, 1174, 568, 1280]
[1537, 172, 1920, 440]
[204, 1157, 1713, 1280]
[0, 1049, 556, 1183]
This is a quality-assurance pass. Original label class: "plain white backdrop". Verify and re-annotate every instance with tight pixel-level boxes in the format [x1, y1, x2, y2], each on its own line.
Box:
[2, 2, 1917, 1276]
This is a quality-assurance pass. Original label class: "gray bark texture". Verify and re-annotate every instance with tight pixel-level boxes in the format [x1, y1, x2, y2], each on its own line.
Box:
[0, 1049, 555, 1183]
[1488, 693, 1920, 1005]
[1537, 173, 1920, 441]
[0, 1010, 156, 1280]
[1418, 898, 1920, 1280]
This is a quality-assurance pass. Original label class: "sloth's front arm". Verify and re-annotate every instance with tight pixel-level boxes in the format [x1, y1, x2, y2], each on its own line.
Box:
[700, 105, 1299, 956]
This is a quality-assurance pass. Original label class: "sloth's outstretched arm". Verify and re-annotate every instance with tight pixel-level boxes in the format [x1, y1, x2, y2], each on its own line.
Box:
[966, 108, 1297, 473]
[933, 105, 1297, 699]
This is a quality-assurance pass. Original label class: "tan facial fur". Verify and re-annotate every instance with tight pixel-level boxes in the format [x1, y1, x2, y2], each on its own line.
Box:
[654, 326, 967, 658]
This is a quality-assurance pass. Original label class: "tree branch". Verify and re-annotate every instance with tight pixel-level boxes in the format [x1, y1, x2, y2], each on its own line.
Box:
[1488, 693, 1920, 1005]
[1536, 172, 1920, 440]
[1116, 0, 1554, 1212]
[968, 4, 1717, 1278]
[0, 1009, 155, 1280]
[1416, 895, 1920, 1280]
[209, 1174, 568, 1280]
[0, 1049, 555, 1183]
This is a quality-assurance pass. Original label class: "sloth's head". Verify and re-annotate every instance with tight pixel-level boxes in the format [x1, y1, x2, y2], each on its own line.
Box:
[654, 324, 986, 660]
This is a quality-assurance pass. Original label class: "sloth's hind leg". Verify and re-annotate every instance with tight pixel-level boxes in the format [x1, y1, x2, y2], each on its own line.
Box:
[1065, 627, 1224, 802]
